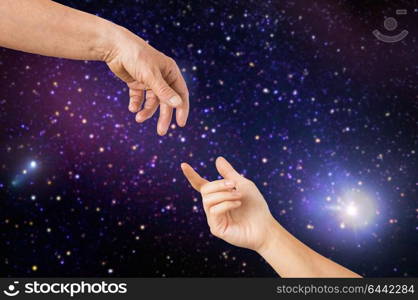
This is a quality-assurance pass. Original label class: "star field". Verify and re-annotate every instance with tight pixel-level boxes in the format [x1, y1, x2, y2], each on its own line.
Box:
[0, 0, 417, 277]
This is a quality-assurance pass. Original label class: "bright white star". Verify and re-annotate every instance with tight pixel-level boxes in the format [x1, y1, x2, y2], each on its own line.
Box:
[345, 203, 358, 217]
[339, 189, 376, 228]
[326, 187, 378, 229]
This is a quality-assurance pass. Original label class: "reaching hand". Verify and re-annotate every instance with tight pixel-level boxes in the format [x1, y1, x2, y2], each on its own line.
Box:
[105, 27, 189, 136]
[181, 157, 276, 252]
[0, 0, 189, 136]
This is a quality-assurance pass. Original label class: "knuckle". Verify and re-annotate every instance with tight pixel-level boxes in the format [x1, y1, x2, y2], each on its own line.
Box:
[166, 56, 177, 68]
[163, 57, 179, 81]
[141, 66, 158, 82]
[157, 83, 172, 95]
[141, 71, 152, 83]
[245, 179, 255, 187]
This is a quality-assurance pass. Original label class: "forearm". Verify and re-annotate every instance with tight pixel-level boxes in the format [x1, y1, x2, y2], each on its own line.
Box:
[258, 220, 361, 278]
[0, 0, 118, 61]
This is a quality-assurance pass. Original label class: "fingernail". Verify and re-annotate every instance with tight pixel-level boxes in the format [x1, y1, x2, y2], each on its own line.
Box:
[178, 119, 187, 127]
[224, 180, 234, 187]
[157, 128, 166, 136]
[168, 96, 182, 107]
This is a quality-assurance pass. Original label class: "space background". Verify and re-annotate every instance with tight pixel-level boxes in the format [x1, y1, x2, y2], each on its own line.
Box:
[0, 0, 417, 277]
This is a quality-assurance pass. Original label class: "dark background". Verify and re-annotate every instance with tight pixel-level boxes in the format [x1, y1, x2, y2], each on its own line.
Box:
[0, 0, 417, 277]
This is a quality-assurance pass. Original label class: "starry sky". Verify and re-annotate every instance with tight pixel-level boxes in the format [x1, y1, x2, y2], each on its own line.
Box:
[0, 0, 417, 277]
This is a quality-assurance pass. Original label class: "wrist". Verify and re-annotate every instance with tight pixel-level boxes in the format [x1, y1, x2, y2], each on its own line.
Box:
[90, 18, 139, 63]
[89, 18, 120, 62]
[256, 217, 284, 257]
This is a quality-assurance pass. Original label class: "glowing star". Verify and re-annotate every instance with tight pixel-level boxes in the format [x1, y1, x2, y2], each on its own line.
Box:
[327, 187, 377, 229]
[30, 161, 37, 168]
[345, 203, 358, 217]
[339, 188, 377, 228]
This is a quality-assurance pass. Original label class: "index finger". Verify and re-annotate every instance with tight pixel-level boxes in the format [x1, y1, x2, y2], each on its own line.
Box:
[181, 163, 208, 192]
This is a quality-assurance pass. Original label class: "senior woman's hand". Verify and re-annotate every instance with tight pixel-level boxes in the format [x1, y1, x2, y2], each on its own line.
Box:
[0, 0, 189, 135]
[105, 27, 189, 135]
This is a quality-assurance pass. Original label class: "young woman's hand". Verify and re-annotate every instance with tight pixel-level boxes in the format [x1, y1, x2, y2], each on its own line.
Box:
[181, 157, 276, 252]
[182, 157, 362, 278]
[105, 27, 189, 135]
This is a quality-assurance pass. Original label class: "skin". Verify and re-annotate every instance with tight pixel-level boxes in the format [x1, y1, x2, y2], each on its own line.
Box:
[0, 0, 360, 277]
[181, 157, 362, 278]
[0, 0, 189, 135]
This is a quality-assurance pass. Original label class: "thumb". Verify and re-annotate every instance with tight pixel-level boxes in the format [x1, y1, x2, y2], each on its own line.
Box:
[148, 71, 183, 108]
[215, 157, 241, 179]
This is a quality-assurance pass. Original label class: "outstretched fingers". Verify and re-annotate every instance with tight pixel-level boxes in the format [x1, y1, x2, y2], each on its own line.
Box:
[181, 163, 208, 192]
[215, 156, 241, 180]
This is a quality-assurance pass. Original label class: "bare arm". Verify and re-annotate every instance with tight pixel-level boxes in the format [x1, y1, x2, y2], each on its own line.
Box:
[181, 157, 361, 278]
[0, 0, 189, 135]
[258, 219, 361, 277]
[0, 0, 113, 60]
